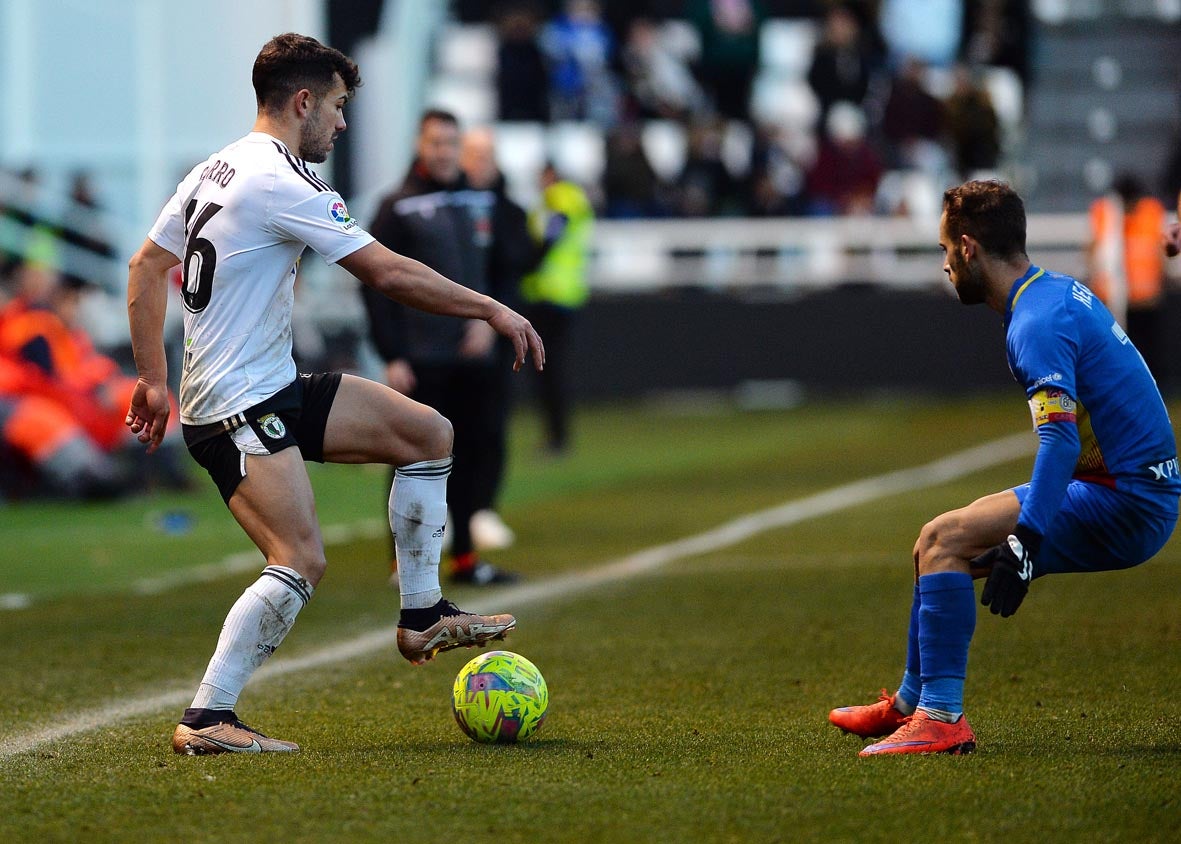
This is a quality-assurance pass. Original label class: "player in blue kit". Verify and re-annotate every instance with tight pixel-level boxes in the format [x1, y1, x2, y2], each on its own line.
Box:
[829, 180, 1181, 756]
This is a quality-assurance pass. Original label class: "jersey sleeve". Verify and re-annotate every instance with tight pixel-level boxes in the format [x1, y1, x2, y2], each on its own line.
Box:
[1010, 314, 1079, 402]
[146, 184, 190, 260]
[270, 191, 375, 264]
[1020, 419, 1079, 537]
[1010, 289, 1083, 538]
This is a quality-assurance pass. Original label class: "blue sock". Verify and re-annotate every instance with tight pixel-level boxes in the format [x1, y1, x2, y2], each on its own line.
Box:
[895, 583, 921, 712]
[916, 571, 976, 718]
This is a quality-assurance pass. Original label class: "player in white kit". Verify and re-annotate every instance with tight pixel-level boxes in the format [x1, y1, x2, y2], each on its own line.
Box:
[125, 33, 544, 755]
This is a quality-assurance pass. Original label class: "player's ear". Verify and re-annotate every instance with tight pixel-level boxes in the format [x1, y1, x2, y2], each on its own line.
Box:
[293, 89, 314, 118]
[960, 233, 976, 260]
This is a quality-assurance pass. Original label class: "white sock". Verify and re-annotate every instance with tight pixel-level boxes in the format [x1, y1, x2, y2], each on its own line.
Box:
[189, 565, 313, 711]
[894, 694, 916, 716]
[917, 706, 960, 723]
[390, 456, 451, 609]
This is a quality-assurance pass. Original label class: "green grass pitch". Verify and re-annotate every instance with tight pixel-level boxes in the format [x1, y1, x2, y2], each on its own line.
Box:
[1, 394, 1179, 842]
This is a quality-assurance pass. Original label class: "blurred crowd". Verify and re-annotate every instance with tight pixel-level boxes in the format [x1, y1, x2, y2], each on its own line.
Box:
[464, 0, 1032, 218]
[4, 1, 1179, 504]
[0, 168, 189, 501]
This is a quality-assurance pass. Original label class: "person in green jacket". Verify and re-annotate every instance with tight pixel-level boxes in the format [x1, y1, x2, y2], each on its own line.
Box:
[521, 164, 593, 455]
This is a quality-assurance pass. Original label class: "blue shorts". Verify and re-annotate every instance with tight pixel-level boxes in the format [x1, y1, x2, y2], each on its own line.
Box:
[1013, 481, 1178, 577]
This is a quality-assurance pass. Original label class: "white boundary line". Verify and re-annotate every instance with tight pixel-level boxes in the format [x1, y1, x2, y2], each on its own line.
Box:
[130, 520, 390, 596]
[0, 433, 1033, 760]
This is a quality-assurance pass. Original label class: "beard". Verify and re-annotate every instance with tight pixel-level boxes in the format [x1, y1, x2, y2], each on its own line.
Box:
[952, 259, 987, 305]
[299, 118, 334, 163]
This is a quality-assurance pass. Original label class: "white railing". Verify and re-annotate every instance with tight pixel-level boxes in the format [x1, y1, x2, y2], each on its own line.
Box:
[1, 196, 1146, 346]
[588, 214, 1095, 293]
[0, 168, 129, 292]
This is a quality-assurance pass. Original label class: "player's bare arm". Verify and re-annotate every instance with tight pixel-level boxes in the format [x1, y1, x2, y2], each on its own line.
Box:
[125, 237, 180, 453]
[340, 241, 545, 372]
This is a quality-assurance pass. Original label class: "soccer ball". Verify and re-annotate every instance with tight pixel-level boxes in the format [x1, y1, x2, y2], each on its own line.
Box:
[452, 650, 548, 743]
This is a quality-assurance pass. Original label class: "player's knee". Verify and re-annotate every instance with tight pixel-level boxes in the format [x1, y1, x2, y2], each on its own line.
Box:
[914, 515, 951, 574]
[425, 410, 453, 458]
[284, 530, 328, 582]
[294, 555, 327, 584]
[405, 408, 452, 463]
[299, 557, 328, 585]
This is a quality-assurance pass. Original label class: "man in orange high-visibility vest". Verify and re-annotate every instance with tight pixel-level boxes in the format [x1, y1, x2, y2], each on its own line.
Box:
[1087, 173, 1167, 378]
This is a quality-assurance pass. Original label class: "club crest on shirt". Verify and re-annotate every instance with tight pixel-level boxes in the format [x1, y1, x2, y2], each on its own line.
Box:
[258, 413, 287, 439]
[328, 198, 358, 231]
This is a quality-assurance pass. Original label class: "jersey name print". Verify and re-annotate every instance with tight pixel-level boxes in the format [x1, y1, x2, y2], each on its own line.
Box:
[148, 132, 374, 426]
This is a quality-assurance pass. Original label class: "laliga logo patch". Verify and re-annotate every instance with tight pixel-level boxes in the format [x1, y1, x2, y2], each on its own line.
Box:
[258, 413, 287, 439]
[328, 198, 357, 231]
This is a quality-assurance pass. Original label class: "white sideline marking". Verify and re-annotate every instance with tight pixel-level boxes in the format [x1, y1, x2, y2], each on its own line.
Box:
[0, 433, 1034, 760]
[130, 519, 389, 596]
[0, 521, 391, 608]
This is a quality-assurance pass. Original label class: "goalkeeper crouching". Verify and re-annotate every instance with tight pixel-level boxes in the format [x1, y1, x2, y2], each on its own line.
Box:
[829, 180, 1181, 756]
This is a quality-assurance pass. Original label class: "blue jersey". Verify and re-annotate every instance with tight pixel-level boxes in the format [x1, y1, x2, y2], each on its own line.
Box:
[1005, 265, 1181, 535]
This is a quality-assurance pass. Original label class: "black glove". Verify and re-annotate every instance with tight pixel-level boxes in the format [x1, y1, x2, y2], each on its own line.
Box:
[975, 525, 1041, 618]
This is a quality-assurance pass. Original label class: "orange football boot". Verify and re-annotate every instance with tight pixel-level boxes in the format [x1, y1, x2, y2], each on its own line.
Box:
[858, 709, 976, 757]
[828, 689, 909, 738]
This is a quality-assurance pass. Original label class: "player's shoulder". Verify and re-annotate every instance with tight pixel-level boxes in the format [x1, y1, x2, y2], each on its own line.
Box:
[265, 137, 337, 202]
[205, 133, 336, 205]
[1022, 269, 1091, 311]
[1046, 270, 1100, 317]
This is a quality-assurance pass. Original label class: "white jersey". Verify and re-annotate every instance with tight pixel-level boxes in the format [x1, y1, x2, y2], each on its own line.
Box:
[148, 132, 374, 425]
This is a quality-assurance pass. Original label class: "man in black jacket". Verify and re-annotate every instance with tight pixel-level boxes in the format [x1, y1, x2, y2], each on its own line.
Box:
[363, 109, 520, 585]
[460, 126, 544, 553]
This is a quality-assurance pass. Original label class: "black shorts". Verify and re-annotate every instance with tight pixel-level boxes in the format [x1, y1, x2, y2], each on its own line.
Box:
[182, 372, 343, 504]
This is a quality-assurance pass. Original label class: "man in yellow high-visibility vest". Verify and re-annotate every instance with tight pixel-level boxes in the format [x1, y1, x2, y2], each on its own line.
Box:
[521, 163, 593, 455]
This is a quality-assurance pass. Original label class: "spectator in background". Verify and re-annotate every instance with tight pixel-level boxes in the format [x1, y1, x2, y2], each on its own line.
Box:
[747, 123, 809, 217]
[364, 110, 521, 586]
[0, 168, 56, 283]
[962, 0, 1032, 88]
[599, 0, 692, 39]
[521, 163, 594, 456]
[0, 262, 186, 496]
[0, 263, 125, 499]
[1087, 174, 1168, 379]
[881, 57, 947, 174]
[460, 126, 542, 553]
[540, 0, 620, 125]
[687, 0, 766, 122]
[879, 0, 963, 70]
[807, 4, 875, 134]
[59, 171, 117, 291]
[1164, 183, 1181, 259]
[1162, 125, 1181, 204]
[603, 122, 667, 218]
[620, 17, 706, 121]
[806, 101, 883, 216]
[676, 120, 742, 216]
[944, 64, 1001, 178]
[0, 375, 124, 500]
[495, 1, 550, 122]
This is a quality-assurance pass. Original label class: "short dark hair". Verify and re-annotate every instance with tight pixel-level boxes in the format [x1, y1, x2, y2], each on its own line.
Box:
[942, 180, 1027, 260]
[419, 109, 460, 132]
[252, 33, 361, 113]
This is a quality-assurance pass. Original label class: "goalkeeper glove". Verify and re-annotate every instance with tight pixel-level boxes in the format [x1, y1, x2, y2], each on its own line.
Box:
[975, 525, 1040, 618]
